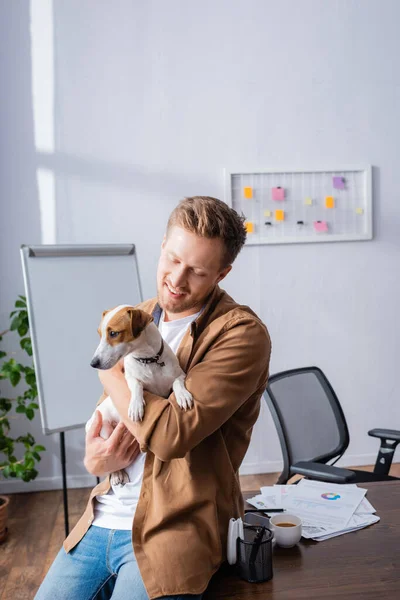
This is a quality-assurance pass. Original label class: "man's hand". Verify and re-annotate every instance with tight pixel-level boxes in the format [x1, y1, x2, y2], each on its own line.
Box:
[96, 361, 143, 443]
[84, 410, 140, 477]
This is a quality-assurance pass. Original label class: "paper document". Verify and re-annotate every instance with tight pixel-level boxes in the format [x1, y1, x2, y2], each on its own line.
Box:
[284, 479, 366, 529]
[246, 479, 379, 542]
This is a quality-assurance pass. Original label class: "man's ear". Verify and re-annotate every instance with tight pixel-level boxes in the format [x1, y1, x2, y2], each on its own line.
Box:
[128, 309, 154, 338]
[216, 265, 232, 285]
[161, 234, 167, 250]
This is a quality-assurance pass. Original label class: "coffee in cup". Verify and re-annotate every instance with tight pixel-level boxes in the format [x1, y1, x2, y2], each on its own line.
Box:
[269, 514, 302, 548]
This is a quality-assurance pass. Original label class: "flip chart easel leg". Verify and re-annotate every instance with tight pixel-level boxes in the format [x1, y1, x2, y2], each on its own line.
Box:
[60, 431, 69, 536]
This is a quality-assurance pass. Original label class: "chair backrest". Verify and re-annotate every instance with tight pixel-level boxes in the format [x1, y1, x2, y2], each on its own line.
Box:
[264, 366, 350, 483]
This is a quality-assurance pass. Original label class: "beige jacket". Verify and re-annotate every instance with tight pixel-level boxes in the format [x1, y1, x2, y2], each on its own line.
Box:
[64, 286, 271, 598]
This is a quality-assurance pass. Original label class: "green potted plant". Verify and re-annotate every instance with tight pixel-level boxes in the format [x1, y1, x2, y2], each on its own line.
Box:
[0, 295, 45, 542]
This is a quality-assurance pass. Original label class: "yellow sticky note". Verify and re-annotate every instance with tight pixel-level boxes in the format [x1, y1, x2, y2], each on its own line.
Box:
[264, 209, 271, 217]
[244, 187, 253, 199]
[305, 197, 313, 206]
[356, 207, 364, 215]
[325, 196, 335, 209]
[275, 209, 284, 221]
[245, 221, 254, 233]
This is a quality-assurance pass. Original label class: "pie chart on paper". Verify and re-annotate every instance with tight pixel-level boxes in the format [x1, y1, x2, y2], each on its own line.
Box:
[321, 492, 341, 501]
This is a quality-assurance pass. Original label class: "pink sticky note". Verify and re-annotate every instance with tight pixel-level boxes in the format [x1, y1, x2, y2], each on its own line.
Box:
[333, 176, 345, 190]
[314, 221, 328, 232]
[272, 187, 285, 201]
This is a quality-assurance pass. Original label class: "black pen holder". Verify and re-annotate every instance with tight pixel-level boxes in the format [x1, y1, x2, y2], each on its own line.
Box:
[236, 514, 274, 583]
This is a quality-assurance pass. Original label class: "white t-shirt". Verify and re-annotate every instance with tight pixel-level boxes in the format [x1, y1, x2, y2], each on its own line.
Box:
[91, 308, 201, 530]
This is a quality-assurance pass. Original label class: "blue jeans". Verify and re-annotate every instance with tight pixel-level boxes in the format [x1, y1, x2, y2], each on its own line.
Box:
[35, 526, 203, 600]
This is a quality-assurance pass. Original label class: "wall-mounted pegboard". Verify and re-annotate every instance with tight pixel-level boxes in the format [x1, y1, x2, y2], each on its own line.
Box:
[224, 167, 373, 245]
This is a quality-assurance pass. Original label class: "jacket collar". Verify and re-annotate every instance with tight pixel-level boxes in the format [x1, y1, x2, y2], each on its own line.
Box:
[146, 286, 225, 372]
[149, 285, 224, 335]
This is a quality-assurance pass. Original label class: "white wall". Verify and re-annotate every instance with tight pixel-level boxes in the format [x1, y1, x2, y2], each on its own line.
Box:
[1, 0, 399, 493]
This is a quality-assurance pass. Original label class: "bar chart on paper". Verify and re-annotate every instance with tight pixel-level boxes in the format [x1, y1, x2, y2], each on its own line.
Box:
[224, 167, 372, 245]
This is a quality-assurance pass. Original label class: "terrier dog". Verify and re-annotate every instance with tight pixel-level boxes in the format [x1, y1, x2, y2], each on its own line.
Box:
[87, 304, 193, 485]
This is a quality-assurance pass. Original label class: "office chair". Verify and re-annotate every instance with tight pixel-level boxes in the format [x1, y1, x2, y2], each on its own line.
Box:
[264, 366, 400, 484]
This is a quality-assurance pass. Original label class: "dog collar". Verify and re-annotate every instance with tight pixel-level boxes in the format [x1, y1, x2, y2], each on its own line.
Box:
[134, 339, 165, 367]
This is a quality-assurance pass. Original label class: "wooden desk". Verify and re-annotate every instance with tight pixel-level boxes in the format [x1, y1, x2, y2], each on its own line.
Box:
[205, 481, 400, 599]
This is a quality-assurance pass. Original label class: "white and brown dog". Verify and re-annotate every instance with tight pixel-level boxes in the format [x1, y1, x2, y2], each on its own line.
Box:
[87, 304, 193, 484]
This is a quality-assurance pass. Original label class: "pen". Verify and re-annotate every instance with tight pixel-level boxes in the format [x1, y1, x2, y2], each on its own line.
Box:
[245, 508, 285, 513]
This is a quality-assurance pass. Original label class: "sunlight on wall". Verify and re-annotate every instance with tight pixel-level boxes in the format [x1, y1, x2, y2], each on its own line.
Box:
[30, 0, 56, 244]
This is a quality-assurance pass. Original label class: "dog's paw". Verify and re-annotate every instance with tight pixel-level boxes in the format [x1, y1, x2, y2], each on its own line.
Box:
[175, 386, 193, 411]
[172, 375, 193, 411]
[110, 469, 130, 486]
[128, 395, 145, 422]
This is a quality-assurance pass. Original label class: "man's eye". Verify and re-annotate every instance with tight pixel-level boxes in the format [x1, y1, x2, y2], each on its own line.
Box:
[109, 331, 119, 338]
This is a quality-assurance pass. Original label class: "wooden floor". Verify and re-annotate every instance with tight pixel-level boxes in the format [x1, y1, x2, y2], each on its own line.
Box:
[1, 464, 399, 599]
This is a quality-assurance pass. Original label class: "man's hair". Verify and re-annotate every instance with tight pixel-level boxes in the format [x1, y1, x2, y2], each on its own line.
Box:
[167, 196, 247, 267]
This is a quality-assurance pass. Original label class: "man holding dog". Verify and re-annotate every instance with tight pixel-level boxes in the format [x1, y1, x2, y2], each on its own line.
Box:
[36, 197, 271, 600]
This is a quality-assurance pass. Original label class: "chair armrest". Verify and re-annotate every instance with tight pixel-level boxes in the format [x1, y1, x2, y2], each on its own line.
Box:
[291, 461, 356, 484]
[368, 429, 400, 442]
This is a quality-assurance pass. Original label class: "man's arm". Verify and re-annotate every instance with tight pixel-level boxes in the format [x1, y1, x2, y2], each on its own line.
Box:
[84, 409, 140, 477]
[100, 316, 271, 461]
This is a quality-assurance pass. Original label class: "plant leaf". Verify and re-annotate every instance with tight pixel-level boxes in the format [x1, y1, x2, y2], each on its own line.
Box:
[10, 370, 21, 387]
[18, 323, 29, 337]
[26, 372, 36, 387]
[26, 408, 35, 420]
[34, 445, 46, 452]
[10, 316, 21, 331]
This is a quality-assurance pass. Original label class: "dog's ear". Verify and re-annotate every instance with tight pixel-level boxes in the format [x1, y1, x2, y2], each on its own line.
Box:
[128, 309, 154, 338]
[102, 309, 110, 319]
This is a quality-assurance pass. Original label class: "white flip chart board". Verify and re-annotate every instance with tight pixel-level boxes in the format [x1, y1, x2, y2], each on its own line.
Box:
[20, 244, 143, 434]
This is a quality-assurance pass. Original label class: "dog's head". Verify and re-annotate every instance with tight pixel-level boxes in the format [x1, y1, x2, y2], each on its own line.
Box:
[90, 305, 154, 370]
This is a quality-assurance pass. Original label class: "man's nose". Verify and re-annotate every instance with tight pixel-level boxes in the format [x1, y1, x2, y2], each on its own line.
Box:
[170, 266, 187, 289]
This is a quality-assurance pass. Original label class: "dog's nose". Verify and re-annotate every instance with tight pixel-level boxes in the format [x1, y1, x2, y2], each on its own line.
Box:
[90, 357, 101, 369]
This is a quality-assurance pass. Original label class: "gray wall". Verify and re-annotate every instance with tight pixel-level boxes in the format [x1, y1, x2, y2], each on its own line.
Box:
[1, 0, 399, 492]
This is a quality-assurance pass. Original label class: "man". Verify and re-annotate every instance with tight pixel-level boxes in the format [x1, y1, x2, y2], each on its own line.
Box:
[36, 196, 271, 600]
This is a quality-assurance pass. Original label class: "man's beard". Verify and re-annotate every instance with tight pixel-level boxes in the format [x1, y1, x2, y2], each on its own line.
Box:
[157, 287, 198, 314]
[157, 281, 214, 315]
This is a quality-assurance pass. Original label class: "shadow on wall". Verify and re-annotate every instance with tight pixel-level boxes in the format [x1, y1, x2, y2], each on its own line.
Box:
[0, 2, 41, 316]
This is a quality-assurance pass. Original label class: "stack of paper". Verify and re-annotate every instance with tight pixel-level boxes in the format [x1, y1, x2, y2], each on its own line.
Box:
[246, 479, 379, 541]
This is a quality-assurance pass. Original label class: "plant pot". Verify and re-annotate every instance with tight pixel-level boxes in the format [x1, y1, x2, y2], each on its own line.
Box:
[0, 495, 10, 543]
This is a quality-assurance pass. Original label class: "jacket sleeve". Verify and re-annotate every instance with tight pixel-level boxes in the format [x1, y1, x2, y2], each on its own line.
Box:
[124, 316, 271, 461]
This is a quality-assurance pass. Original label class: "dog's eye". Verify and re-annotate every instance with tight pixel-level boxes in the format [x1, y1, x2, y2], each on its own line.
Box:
[109, 331, 120, 338]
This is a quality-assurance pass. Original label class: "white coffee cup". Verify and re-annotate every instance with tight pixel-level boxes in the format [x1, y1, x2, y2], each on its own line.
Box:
[269, 514, 302, 548]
